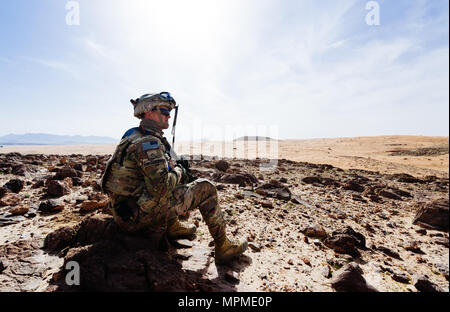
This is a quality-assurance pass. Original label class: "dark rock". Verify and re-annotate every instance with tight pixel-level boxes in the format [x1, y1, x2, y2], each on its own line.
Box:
[343, 181, 365, 193]
[415, 228, 427, 235]
[351, 194, 367, 203]
[375, 246, 402, 260]
[216, 173, 256, 187]
[290, 195, 302, 204]
[433, 237, 449, 248]
[403, 241, 425, 254]
[302, 176, 322, 184]
[324, 234, 360, 257]
[393, 173, 424, 184]
[39, 199, 65, 213]
[248, 242, 261, 252]
[0, 186, 7, 199]
[389, 187, 412, 198]
[31, 179, 45, 189]
[367, 193, 383, 203]
[11, 164, 32, 176]
[333, 226, 366, 249]
[54, 166, 80, 180]
[413, 198, 449, 231]
[73, 163, 83, 171]
[224, 271, 240, 284]
[3, 179, 24, 193]
[0, 260, 8, 273]
[279, 177, 287, 183]
[258, 200, 273, 209]
[44, 226, 79, 251]
[255, 181, 291, 201]
[46, 180, 70, 198]
[71, 177, 83, 186]
[377, 189, 402, 201]
[391, 271, 410, 284]
[46, 214, 224, 292]
[302, 176, 340, 187]
[215, 160, 230, 172]
[75, 214, 121, 246]
[413, 274, 444, 292]
[25, 212, 37, 219]
[331, 263, 377, 292]
[301, 224, 328, 239]
[86, 156, 98, 166]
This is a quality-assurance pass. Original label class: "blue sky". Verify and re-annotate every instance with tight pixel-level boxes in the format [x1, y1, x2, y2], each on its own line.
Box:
[0, 0, 448, 141]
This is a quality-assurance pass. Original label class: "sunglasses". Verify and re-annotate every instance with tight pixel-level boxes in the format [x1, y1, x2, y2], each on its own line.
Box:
[153, 107, 171, 116]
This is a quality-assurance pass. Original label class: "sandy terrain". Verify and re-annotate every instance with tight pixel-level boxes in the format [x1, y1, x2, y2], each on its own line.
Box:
[0, 135, 448, 292]
[2, 135, 448, 178]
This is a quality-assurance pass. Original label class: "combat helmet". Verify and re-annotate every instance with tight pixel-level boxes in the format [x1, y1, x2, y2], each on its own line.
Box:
[130, 92, 179, 145]
[130, 92, 177, 119]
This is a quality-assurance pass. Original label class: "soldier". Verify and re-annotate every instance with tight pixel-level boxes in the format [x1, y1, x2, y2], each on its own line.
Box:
[100, 92, 248, 264]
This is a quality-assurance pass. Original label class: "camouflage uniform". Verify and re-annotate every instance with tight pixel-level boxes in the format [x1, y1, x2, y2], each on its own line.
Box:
[101, 119, 226, 245]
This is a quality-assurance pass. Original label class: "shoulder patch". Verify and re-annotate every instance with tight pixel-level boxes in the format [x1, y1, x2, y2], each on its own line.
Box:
[142, 141, 160, 151]
[122, 127, 140, 139]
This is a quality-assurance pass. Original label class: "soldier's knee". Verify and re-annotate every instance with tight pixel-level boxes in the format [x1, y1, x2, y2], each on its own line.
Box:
[194, 178, 217, 195]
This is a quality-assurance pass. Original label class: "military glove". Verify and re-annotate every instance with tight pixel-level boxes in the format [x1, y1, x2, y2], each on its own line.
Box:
[174, 164, 188, 184]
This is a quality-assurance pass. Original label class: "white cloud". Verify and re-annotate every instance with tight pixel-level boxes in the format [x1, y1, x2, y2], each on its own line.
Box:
[8, 0, 446, 140]
[24, 57, 81, 80]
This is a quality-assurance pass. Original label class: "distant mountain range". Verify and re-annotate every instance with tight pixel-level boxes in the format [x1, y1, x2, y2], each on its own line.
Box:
[0, 133, 119, 146]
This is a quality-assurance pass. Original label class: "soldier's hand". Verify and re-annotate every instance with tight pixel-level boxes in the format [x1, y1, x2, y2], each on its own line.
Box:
[175, 164, 189, 184]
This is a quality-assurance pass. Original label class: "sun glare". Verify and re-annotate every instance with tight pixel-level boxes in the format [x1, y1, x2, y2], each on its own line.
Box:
[117, 0, 237, 50]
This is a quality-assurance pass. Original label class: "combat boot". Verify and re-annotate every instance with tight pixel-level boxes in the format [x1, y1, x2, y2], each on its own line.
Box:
[215, 237, 248, 264]
[166, 219, 197, 240]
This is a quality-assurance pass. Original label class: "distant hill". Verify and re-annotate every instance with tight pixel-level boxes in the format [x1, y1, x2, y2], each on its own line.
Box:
[233, 136, 279, 142]
[0, 133, 118, 146]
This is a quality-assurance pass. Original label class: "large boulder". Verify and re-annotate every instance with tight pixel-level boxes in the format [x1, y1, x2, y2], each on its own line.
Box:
[45, 214, 230, 291]
[331, 263, 377, 292]
[3, 179, 25, 193]
[413, 198, 449, 231]
[413, 274, 444, 292]
[46, 180, 70, 198]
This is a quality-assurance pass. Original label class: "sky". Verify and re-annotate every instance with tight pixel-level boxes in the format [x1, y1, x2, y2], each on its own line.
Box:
[0, 0, 448, 142]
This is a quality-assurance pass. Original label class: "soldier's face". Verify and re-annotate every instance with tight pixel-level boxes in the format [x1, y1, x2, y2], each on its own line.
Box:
[145, 106, 171, 129]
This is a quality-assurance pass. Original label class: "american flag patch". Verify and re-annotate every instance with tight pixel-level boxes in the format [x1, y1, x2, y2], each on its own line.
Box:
[142, 141, 160, 151]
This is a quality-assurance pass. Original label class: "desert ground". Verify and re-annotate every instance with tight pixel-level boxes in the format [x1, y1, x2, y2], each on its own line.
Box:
[2, 135, 448, 178]
[0, 135, 448, 292]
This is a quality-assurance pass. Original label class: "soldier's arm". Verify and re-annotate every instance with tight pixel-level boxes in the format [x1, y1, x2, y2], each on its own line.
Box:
[129, 139, 183, 201]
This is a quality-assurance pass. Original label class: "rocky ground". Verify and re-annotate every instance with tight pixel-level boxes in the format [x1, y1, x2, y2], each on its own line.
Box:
[0, 152, 448, 292]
